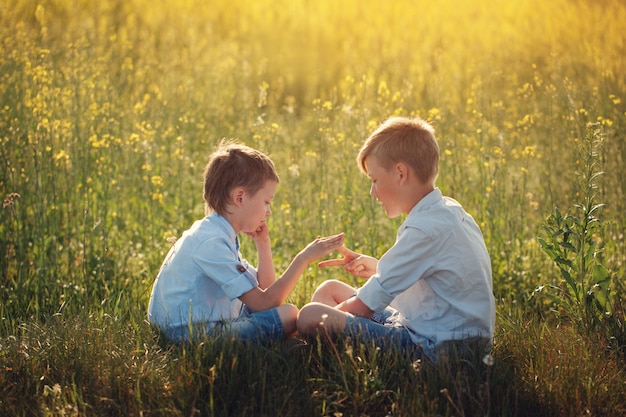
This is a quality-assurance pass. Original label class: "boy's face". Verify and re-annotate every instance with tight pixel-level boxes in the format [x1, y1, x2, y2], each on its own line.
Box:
[364, 157, 404, 218]
[238, 180, 277, 233]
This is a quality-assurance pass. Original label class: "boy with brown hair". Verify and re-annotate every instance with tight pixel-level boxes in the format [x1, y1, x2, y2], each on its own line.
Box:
[148, 141, 344, 343]
[297, 117, 495, 360]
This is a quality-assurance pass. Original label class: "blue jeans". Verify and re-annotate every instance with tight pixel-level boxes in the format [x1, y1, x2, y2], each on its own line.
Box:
[164, 306, 285, 344]
[344, 308, 431, 359]
[345, 309, 491, 362]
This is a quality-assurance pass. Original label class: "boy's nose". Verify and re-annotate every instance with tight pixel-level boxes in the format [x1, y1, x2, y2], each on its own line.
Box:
[369, 184, 376, 197]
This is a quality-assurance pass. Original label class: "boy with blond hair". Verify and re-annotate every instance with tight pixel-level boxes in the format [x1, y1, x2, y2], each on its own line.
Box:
[148, 141, 344, 343]
[297, 117, 495, 360]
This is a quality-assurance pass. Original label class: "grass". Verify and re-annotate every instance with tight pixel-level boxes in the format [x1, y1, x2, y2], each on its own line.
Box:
[2, 311, 624, 416]
[1, 0, 626, 415]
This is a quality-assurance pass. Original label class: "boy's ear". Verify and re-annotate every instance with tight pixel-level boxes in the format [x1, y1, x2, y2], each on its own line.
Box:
[231, 187, 245, 207]
[396, 162, 409, 184]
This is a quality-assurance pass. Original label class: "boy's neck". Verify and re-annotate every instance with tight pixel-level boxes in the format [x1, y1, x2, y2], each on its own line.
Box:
[404, 183, 435, 214]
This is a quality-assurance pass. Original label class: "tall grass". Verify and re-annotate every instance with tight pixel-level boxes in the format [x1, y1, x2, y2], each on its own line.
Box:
[1, 0, 625, 415]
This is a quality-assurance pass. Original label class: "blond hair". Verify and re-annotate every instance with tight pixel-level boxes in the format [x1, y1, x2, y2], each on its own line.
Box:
[357, 117, 439, 184]
[203, 141, 279, 215]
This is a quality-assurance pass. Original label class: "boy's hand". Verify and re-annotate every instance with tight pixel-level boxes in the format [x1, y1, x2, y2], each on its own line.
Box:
[318, 246, 378, 279]
[299, 233, 345, 264]
[243, 223, 270, 245]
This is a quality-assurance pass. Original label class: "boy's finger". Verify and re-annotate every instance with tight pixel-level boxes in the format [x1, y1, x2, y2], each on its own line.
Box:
[337, 245, 358, 256]
[321, 233, 344, 242]
[317, 258, 347, 268]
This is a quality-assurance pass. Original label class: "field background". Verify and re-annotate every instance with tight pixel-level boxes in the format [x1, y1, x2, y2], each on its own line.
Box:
[1, 0, 625, 415]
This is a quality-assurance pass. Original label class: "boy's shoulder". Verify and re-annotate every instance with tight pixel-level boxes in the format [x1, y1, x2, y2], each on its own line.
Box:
[198, 215, 235, 238]
[403, 195, 469, 236]
[178, 216, 233, 245]
[169, 217, 237, 264]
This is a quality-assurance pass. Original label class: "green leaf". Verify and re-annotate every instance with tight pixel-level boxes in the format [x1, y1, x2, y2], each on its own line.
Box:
[538, 237, 559, 259]
[588, 203, 605, 216]
[590, 172, 605, 182]
[584, 265, 612, 315]
[558, 241, 577, 252]
[554, 207, 563, 222]
[559, 268, 578, 292]
[555, 256, 577, 272]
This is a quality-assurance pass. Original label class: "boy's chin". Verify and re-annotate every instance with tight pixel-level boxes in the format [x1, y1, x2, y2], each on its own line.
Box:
[383, 208, 401, 218]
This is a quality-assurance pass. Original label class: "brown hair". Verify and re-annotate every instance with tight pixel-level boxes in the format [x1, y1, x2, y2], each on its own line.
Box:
[203, 141, 279, 215]
[357, 116, 439, 184]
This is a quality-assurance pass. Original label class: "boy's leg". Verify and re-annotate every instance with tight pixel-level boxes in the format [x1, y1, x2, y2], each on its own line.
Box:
[224, 304, 298, 342]
[297, 303, 423, 358]
[276, 303, 299, 337]
[297, 302, 348, 337]
[310, 280, 357, 306]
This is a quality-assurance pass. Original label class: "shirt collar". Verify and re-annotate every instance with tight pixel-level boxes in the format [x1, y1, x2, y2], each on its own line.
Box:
[207, 211, 238, 246]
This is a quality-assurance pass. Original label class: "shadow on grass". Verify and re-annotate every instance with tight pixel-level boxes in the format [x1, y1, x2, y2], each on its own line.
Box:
[1, 314, 624, 416]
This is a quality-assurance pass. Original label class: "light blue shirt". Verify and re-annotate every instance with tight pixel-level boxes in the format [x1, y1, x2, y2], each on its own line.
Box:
[147, 213, 258, 329]
[357, 188, 496, 349]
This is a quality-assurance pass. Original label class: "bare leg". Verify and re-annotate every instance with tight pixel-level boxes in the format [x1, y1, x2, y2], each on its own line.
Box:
[311, 280, 357, 306]
[276, 303, 299, 338]
[297, 302, 348, 337]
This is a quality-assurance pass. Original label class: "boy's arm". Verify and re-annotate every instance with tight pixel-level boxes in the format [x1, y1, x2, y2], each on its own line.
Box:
[254, 239, 275, 289]
[336, 295, 374, 318]
[243, 224, 275, 289]
[239, 250, 310, 311]
[239, 233, 344, 311]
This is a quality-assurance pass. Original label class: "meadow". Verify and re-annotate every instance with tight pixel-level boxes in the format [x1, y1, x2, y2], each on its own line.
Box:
[1, 0, 625, 415]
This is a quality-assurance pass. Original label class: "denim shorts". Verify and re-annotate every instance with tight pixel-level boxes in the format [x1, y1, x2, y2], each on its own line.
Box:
[164, 306, 284, 344]
[345, 307, 430, 359]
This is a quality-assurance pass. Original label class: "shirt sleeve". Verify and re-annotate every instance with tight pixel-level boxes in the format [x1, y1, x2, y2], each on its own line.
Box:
[357, 225, 435, 312]
[192, 236, 257, 300]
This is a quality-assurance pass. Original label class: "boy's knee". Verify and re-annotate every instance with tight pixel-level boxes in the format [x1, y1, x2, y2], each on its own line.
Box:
[277, 303, 299, 337]
[297, 302, 344, 337]
[312, 279, 338, 296]
[311, 279, 347, 304]
[296, 303, 320, 337]
[316, 279, 343, 290]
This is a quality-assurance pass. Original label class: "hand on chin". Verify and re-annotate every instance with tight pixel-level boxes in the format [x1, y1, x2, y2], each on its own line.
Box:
[243, 222, 268, 240]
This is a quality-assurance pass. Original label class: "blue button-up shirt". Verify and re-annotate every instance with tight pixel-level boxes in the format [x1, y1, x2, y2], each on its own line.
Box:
[148, 212, 258, 329]
[357, 188, 496, 349]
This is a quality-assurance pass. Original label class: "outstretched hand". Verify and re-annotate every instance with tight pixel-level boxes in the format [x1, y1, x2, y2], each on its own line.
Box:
[299, 233, 345, 264]
[318, 245, 378, 279]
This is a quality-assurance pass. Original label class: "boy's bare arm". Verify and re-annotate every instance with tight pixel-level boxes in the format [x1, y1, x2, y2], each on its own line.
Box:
[336, 295, 374, 318]
[239, 233, 344, 311]
[243, 224, 275, 289]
